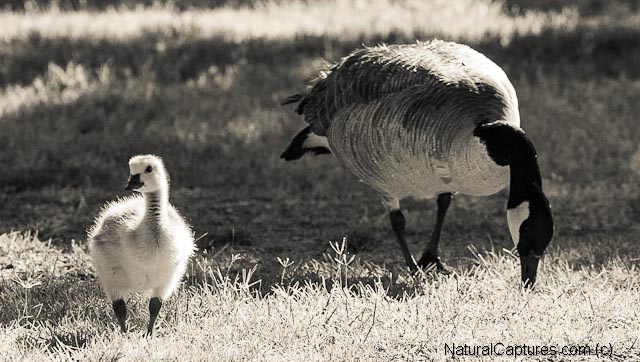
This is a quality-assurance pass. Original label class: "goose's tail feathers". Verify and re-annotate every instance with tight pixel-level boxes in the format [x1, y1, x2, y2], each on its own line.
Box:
[280, 126, 331, 161]
[281, 93, 311, 115]
[281, 93, 304, 106]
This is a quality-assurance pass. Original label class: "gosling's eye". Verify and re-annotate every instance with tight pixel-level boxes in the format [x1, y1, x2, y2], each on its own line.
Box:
[145, 166, 153, 173]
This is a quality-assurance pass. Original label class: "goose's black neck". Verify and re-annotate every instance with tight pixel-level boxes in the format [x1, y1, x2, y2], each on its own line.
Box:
[473, 121, 543, 209]
[507, 160, 543, 209]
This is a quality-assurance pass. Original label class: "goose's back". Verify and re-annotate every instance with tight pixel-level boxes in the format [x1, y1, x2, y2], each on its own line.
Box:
[298, 41, 518, 198]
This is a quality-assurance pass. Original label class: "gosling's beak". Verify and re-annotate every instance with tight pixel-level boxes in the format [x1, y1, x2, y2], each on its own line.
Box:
[520, 253, 540, 289]
[125, 173, 143, 191]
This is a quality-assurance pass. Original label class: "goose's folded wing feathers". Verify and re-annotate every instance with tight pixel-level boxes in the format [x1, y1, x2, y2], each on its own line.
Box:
[289, 41, 514, 132]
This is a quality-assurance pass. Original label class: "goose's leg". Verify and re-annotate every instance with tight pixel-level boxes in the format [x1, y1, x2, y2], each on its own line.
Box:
[417, 193, 453, 270]
[147, 297, 163, 336]
[385, 197, 418, 272]
[112, 299, 127, 333]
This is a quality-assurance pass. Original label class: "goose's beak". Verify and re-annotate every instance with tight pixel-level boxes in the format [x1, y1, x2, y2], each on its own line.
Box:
[125, 174, 143, 191]
[520, 254, 540, 289]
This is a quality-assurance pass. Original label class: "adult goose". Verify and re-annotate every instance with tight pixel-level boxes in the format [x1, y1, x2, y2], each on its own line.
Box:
[281, 40, 554, 287]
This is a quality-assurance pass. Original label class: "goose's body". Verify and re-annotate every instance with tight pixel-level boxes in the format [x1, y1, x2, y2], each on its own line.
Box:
[88, 155, 194, 334]
[89, 196, 193, 299]
[327, 93, 510, 201]
[289, 41, 518, 200]
[282, 41, 554, 286]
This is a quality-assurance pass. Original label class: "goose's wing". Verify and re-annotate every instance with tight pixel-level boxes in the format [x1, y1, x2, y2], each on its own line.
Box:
[284, 41, 515, 133]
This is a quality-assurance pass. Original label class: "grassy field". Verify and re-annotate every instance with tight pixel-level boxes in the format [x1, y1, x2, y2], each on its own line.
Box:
[1, 0, 640, 360]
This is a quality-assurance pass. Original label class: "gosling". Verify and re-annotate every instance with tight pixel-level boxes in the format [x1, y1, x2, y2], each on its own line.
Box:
[88, 155, 195, 335]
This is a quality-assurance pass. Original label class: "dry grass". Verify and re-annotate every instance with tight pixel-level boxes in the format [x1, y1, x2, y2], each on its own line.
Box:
[1, 232, 639, 361]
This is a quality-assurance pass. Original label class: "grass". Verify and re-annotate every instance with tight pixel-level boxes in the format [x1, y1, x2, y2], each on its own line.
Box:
[0, 0, 573, 42]
[1, 232, 639, 361]
[1, 0, 640, 360]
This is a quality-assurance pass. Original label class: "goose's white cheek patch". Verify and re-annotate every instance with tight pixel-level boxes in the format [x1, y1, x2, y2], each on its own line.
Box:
[507, 201, 530, 246]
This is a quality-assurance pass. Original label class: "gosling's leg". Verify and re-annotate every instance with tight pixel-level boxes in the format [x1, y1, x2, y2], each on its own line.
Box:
[112, 299, 127, 333]
[385, 197, 418, 272]
[147, 297, 163, 336]
[417, 193, 453, 271]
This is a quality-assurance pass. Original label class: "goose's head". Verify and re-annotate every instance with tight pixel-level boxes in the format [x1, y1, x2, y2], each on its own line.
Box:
[507, 184, 554, 289]
[125, 155, 168, 193]
[474, 121, 554, 288]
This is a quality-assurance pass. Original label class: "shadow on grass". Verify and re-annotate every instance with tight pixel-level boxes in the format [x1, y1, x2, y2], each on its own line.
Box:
[2, 19, 640, 270]
[14, 323, 93, 353]
[185, 229, 640, 301]
[0, 276, 103, 326]
[3, 24, 640, 190]
[2, 0, 257, 12]
[502, 0, 639, 16]
[8, 0, 638, 15]
[186, 251, 427, 300]
[3, 22, 640, 89]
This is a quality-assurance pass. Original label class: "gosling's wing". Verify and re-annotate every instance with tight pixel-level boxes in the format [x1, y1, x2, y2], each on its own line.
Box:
[88, 196, 144, 247]
[167, 204, 196, 258]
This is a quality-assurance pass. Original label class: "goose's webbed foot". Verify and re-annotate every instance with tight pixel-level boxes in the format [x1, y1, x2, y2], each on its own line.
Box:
[417, 252, 451, 274]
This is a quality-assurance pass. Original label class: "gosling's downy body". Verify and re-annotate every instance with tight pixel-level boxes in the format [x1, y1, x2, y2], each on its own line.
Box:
[88, 155, 194, 335]
[281, 41, 554, 287]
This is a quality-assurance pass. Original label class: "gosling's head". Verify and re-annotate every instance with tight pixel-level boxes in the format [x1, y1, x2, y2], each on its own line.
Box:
[125, 155, 168, 193]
